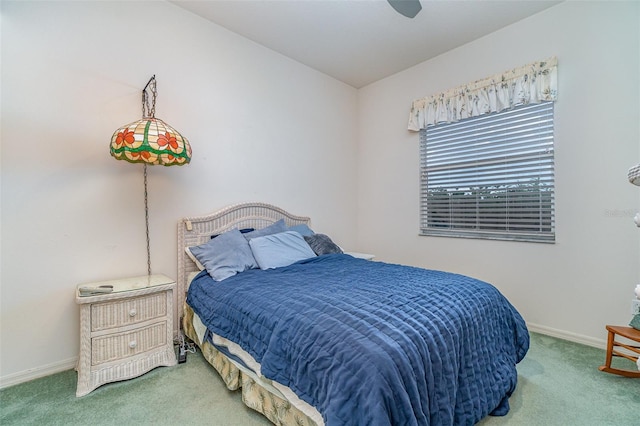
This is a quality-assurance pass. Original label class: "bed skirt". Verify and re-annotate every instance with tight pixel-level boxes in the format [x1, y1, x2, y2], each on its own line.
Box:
[182, 303, 319, 426]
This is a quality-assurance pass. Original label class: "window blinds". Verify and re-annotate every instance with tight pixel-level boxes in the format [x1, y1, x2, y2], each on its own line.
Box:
[420, 101, 555, 242]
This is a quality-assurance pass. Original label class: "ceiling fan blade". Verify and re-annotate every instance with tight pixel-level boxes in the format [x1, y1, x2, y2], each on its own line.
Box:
[387, 0, 422, 18]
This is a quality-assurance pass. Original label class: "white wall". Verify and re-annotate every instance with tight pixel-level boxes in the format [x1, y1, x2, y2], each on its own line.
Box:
[0, 1, 358, 385]
[357, 1, 640, 346]
[2, 0, 638, 388]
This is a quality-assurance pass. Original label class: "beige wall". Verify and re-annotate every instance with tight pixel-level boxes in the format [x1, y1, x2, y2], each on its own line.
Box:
[357, 1, 640, 346]
[0, 0, 358, 384]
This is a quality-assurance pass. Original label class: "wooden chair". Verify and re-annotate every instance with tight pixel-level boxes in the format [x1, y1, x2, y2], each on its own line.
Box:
[598, 325, 640, 378]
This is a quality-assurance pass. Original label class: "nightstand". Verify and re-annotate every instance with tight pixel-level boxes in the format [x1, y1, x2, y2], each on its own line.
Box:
[75, 274, 177, 397]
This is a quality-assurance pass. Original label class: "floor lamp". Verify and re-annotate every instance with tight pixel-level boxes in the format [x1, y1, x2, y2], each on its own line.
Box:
[109, 75, 192, 275]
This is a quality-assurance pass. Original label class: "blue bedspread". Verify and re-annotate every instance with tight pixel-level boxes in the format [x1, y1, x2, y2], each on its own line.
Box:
[187, 254, 529, 425]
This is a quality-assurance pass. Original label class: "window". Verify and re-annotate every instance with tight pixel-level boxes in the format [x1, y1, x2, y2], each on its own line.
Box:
[420, 102, 555, 243]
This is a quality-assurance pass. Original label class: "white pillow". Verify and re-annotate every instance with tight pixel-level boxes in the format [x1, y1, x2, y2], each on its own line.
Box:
[185, 247, 205, 270]
[249, 231, 316, 270]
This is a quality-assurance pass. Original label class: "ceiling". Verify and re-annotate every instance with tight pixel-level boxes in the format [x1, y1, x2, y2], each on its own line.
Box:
[171, 0, 562, 88]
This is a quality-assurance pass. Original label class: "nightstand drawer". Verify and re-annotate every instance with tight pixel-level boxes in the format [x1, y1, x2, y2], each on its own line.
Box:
[91, 292, 167, 331]
[91, 321, 168, 365]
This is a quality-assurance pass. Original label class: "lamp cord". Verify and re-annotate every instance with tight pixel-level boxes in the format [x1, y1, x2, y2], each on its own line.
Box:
[144, 163, 151, 276]
[141, 75, 156, 276]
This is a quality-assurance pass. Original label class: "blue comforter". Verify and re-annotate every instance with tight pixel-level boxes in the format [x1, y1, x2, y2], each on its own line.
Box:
[187, 254, 529, 425]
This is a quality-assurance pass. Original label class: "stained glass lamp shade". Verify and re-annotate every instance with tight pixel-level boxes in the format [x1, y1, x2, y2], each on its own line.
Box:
[629, 164, 640, 186]
[629, 164, 640, 228]
[110, 75, 191, 275]
[110, 118, 191, 166]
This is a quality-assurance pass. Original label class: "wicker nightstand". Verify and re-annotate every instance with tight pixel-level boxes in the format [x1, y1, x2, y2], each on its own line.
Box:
[75, 274, 177, 397]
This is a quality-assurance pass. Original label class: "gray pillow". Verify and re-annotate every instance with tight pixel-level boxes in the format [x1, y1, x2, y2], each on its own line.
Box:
[243, 219, 287, 240]
[188, 229, 258, 281]
[304, 234, 343, 255]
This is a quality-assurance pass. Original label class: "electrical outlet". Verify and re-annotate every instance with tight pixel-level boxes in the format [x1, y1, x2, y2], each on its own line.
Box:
[631, 299, 640, 315]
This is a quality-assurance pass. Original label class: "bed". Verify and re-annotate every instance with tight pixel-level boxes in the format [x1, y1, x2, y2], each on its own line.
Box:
[177, 202, 529, 426]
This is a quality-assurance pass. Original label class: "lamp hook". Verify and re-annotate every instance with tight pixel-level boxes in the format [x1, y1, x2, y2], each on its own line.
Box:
[142, 75, 157, 119]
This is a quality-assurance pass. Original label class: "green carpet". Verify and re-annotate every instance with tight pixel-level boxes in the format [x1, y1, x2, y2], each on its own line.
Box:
[478, 333, 639, 426]
[1, 333, 638, 425]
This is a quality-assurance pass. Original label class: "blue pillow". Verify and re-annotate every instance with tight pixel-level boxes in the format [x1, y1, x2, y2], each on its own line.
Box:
[288, 224, 314, 237]
[243, 219, 287, 240]
[249, 231, 316, 270]
[188, 229, 258, 281]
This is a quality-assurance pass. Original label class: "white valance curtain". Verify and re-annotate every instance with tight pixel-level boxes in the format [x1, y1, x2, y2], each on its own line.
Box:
[407, 57, 557, 131]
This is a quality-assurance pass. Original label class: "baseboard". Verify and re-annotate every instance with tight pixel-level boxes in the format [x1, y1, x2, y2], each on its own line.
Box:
[0, 325, 606, 390]
[0, 356, 78, 390]
[527, 322, 606, 350]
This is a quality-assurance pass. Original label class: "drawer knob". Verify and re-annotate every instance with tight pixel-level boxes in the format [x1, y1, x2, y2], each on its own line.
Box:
[129, 340, 137, 349]
[129, 308, 137, 317]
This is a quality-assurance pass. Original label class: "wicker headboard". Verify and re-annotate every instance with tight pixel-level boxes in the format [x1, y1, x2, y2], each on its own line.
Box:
[176, 202, 311, 321]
